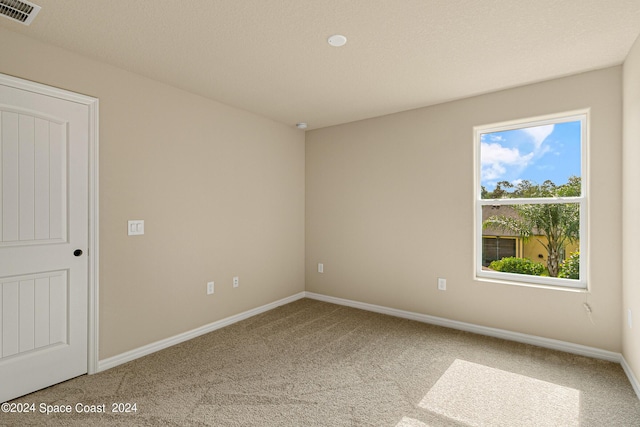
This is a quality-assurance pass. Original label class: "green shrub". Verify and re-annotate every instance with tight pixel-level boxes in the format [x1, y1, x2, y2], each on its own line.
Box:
[558, 251, 580, 279]
[488, 257, 546, 276]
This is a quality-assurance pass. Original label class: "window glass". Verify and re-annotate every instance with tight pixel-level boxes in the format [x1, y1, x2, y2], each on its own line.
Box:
[481, 121, 581, 199]
[476, 113, 586, 288]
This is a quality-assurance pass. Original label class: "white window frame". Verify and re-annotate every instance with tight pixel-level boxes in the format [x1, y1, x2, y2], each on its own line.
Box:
[474, 110, 588, 289]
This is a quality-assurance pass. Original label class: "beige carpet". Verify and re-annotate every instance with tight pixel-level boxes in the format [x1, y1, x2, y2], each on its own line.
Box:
[3, 298, 640, 426]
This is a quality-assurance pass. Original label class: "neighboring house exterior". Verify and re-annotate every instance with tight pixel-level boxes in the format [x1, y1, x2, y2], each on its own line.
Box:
[481, 205, 579, 268]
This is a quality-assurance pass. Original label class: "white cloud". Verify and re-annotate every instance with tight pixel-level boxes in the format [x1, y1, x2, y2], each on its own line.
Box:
[481, 142, 533, 181]
[522, 124, 554, 148]
[483, 162, 506, 181]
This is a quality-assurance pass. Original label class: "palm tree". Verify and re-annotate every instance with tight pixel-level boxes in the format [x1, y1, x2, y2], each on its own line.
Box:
[483, 177, 580, 277]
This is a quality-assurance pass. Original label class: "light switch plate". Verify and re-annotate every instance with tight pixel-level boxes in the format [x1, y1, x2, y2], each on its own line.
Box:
[128, 220, 144, 236]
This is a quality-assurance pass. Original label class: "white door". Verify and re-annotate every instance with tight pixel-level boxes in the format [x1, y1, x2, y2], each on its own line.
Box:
[0, 81, 90, 402]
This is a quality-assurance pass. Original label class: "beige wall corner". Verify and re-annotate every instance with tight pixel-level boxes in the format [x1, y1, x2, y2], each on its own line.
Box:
[0, 27, 305, 359]
[306, 67, 623, 352]
[623, 33, 640, 388]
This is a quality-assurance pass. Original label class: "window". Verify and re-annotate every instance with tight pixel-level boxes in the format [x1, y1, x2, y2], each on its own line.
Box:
[482, 237, 516, 267]
[475, 111, 587, 288]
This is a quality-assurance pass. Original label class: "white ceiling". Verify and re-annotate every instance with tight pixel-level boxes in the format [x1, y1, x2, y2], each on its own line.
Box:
[2, 0, 640, 129]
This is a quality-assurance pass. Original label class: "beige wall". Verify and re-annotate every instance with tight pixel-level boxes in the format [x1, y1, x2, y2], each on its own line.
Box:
[623, 35, 640, 382]
[306, 67, 623, 351]
[0, 28, 305, 359]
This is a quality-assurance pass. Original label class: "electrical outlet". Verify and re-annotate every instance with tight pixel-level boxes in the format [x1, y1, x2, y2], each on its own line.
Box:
[629, 309, 633, 329]
[318, 263, 324, 273]
[233, 276, 239, 288]
[437, 278, 446, 291]
[207, 281, 214, 295]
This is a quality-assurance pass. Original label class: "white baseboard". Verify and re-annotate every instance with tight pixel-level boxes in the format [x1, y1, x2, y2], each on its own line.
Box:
[304, 292, 621, 363]
[621, 355, 640, 400]
[97, 291, 306, 372]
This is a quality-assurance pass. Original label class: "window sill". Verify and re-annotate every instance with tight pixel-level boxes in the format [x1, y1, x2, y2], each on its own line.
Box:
[475, 275, 588, 293]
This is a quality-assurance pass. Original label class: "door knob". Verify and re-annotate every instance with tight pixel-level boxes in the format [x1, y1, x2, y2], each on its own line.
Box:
[74, 249, 83, 257]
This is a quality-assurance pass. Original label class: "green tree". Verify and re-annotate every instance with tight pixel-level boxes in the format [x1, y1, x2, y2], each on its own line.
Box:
[483, 177, 581, 277]
[482, 181, 514, 199]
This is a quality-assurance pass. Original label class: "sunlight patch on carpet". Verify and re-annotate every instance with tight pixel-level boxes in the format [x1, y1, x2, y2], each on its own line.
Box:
[419, 359, 580, 427]
[395, 416, 431, 427]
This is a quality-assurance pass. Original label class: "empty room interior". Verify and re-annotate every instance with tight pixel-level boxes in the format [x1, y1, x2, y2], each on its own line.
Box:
[1, 0, 640, 425]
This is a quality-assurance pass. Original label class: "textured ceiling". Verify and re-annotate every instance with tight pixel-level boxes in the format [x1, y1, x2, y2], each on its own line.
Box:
[2, 0, 640, 129]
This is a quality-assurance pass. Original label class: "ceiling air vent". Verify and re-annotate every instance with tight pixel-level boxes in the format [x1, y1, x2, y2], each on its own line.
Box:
[0, 0, 41, 25]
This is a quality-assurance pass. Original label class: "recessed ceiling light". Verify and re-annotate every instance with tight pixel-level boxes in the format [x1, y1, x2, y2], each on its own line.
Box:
[296, 122, 308, 129]
[328, 35, 347, 47]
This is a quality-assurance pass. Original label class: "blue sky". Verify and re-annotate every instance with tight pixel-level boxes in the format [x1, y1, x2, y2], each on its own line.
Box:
[480, 121, 581, 192]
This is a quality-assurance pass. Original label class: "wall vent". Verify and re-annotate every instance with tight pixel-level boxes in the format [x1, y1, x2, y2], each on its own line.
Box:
[0, 0, 41, 25]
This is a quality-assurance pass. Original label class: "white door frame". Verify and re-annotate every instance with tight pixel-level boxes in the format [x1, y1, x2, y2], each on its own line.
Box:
[0, 73, 99, 375]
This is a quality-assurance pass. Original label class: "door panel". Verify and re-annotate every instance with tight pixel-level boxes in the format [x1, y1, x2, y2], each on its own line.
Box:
[1, 109, 67, 246]
[1, 271, 68, 360]
[0, 82, 88, 403]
